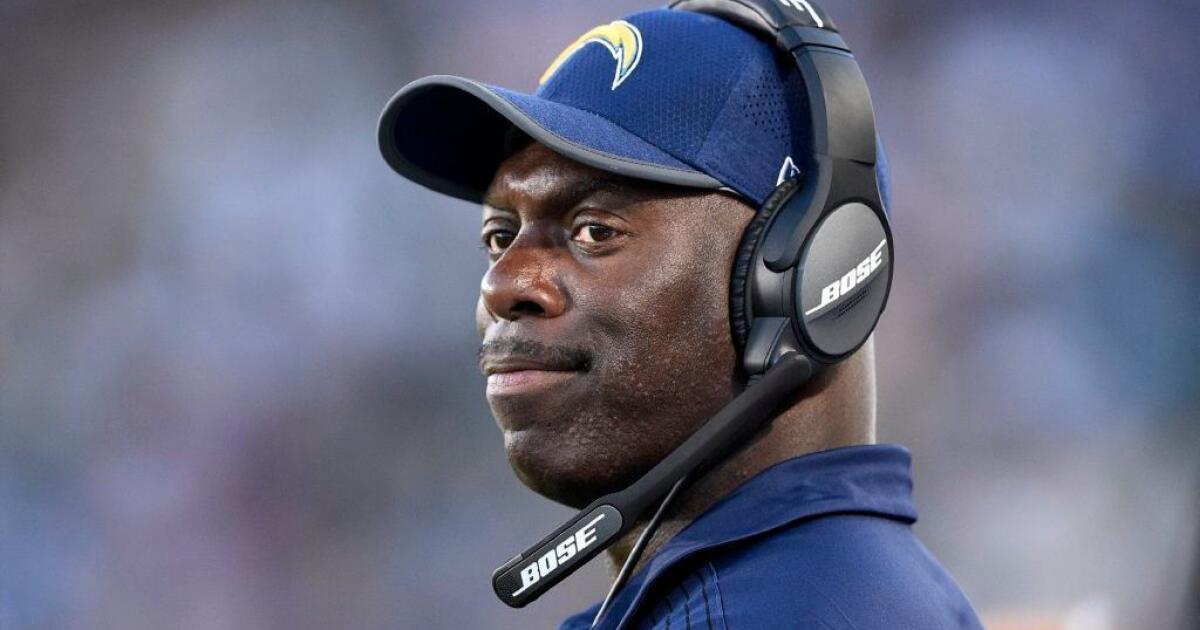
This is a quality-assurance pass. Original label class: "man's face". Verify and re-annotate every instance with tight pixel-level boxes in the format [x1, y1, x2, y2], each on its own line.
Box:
[477, 142, 754, 508]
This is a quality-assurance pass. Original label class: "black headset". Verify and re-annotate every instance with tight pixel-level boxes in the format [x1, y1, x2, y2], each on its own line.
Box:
[492, 0, 894, 616]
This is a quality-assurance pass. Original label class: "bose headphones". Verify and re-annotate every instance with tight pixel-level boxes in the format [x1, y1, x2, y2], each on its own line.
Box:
[706, 0, 894, 381]
[493, 0, 894, 616]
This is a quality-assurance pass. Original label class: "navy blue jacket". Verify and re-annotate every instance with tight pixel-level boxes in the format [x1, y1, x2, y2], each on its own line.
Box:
[560, 445, 982, 630]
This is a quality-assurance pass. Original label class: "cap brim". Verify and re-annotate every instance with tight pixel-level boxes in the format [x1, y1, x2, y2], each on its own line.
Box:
[377, 75, 724, 203]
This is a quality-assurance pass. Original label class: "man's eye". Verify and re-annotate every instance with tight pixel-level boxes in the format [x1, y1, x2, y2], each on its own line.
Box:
[573, 223, 618, 244]
[482, 230, 515, 254]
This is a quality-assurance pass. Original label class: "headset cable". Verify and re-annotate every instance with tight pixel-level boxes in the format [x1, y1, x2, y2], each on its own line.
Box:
[590, 473, 690, 629]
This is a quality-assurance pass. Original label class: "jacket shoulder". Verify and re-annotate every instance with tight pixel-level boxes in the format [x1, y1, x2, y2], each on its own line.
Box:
[698, 514, 983, 630]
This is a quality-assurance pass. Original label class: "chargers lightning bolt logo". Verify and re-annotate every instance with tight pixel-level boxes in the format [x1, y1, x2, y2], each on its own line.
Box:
[539, 20, 644, 90]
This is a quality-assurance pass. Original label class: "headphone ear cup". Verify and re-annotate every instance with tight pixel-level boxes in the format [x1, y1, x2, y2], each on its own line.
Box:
[729, 177, 804, 353]
[793, 202, 892, 359]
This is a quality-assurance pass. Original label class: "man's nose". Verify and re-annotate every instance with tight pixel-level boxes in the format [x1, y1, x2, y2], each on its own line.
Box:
[480, 236, 569, 321]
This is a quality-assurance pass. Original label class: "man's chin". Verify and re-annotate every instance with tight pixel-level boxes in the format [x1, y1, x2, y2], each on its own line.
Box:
[502, 427, 643, 509]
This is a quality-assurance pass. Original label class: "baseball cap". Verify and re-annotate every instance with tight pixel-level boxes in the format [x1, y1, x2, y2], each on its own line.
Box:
[377, 7, 890, 209]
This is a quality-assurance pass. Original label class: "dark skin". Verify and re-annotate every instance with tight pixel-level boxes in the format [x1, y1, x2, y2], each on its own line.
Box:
[477, 142, 875, 575]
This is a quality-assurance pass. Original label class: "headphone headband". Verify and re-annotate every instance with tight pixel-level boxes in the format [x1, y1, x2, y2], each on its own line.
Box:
[669, 0, 838, 37]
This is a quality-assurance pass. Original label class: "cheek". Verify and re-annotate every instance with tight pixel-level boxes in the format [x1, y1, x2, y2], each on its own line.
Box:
[636, 262, 729, 353]
[617, 230, 734, 346]
[582, 240, 739, 412]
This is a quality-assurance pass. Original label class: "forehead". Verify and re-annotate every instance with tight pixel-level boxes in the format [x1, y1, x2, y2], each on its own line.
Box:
[483, 141, 683, 212]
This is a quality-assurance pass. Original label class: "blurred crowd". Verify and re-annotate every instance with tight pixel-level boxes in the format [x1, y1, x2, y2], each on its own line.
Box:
[2, 1, 1197, 628]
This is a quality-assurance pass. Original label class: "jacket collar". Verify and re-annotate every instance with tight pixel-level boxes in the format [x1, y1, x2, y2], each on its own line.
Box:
[584, 443, 918, 629]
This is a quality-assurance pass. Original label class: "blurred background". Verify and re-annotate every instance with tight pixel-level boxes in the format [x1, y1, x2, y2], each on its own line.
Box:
[2, 1, 1197, 629]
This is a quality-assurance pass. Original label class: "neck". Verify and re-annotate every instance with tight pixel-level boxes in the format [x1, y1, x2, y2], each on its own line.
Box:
[602, 339, 876, 579]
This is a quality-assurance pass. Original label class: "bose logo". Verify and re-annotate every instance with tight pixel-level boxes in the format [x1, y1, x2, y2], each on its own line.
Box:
[511, 513, 606, 597]
[778, 0, 825, 28]
[805, 239, 887, 317]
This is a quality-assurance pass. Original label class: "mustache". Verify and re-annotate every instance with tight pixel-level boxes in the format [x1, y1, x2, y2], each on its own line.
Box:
[478, 338, 593, 371]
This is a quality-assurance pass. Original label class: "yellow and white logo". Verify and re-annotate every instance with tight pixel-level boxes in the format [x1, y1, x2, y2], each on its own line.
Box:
[539, 20, 643, 90]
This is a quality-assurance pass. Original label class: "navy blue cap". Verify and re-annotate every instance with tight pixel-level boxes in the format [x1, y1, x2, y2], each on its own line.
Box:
[378, 8, 890, 209]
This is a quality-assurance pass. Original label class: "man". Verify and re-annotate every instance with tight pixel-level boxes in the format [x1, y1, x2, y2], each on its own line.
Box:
[378, 6, 982, 629]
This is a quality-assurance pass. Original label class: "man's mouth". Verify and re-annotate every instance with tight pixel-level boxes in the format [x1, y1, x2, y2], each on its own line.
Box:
[482, 357, 586, 395]
[486, 367, 580, 395]
[480, 340, 591, 396]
